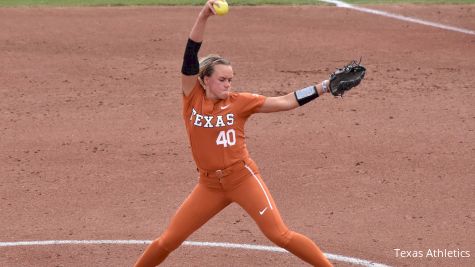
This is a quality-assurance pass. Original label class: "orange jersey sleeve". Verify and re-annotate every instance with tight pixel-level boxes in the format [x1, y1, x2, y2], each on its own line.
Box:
[182, 82, 266, 170]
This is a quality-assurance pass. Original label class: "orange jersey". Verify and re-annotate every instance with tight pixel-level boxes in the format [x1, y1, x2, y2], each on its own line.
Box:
[183, 82, 266, 171]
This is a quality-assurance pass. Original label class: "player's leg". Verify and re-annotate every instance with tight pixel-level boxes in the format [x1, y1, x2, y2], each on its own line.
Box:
[134, 183, 230, 267]
[229, 167, 333, 267]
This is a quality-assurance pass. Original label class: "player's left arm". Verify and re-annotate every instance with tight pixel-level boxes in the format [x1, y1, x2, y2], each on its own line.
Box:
[257, 80, 330, 113]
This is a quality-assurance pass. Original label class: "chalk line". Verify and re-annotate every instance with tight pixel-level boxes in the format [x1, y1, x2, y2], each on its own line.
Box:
[320, 0, 475, 35]
[0, 239, 391, 267]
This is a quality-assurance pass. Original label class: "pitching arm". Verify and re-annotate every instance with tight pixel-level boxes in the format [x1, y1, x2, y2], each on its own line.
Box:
[181, 0, 217, 96]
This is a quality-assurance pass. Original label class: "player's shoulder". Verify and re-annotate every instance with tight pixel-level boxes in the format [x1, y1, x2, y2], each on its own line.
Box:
[184, 81, 205, 101]
[229, 91, 261, 100]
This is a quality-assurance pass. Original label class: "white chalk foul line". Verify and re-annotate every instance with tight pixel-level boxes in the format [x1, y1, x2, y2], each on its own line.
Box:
[320, 0, 475, 35]
[0, 239, 391, 267]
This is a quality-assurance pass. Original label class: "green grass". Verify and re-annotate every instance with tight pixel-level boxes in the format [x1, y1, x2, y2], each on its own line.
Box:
[1, 0, 474, 7]
[1, 0, 186, 7]
[345, 0, 475, 3]
[0, 0, 323, 7]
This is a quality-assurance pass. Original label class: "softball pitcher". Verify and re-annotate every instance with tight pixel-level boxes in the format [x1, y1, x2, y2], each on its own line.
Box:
[134, 1, 364, 266]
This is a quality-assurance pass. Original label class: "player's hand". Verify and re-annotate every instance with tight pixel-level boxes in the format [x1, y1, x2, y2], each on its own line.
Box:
[329, 60, 366, 97]
[200, 0, 218, 18]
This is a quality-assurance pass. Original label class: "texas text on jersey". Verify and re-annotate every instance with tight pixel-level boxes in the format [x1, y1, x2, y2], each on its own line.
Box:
[183, 81, 265, 171]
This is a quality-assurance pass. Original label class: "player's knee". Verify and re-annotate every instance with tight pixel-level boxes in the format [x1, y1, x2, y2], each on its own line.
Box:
[264, 229, 294, 248]
[156, 233, 186, 252]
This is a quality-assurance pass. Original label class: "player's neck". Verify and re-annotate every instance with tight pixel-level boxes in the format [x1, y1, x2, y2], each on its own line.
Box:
[205, 91, 225, 104]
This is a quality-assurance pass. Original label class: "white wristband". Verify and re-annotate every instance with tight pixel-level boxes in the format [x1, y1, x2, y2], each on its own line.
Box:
[321, 80, 328, 93]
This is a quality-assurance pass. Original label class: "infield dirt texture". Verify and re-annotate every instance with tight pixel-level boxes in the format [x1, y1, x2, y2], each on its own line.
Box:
[1, 4, 474, 267]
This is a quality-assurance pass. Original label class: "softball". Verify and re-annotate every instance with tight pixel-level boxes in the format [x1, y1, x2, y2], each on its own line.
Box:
[213, 1, 229, 16]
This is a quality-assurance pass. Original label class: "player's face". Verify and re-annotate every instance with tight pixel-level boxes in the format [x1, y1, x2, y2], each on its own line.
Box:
[205, 64, 233, 100]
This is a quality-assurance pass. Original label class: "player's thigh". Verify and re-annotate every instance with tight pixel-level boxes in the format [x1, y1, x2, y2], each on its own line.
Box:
[166, 184, 230, 237]
[229, 172, 288, 234]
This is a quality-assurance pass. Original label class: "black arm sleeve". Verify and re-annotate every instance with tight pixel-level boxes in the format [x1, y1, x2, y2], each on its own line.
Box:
[181, 38, 202, 76]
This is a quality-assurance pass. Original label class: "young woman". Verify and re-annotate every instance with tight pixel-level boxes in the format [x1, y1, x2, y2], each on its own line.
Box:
[134, 1, 334, 266]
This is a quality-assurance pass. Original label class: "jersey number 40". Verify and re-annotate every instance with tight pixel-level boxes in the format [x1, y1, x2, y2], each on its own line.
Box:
[216, 129, 236, 147]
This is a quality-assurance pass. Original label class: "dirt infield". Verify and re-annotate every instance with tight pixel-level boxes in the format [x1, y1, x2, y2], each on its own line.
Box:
[1, 4, 474, 267]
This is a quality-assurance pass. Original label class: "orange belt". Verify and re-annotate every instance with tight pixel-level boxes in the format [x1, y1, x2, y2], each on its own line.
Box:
[198, 160, 246, 179]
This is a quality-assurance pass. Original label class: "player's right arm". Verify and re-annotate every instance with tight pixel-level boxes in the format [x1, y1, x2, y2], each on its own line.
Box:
[181, 0, 217, 96]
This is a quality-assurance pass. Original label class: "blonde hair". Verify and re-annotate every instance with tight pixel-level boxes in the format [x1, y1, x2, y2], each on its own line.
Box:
[198, 54, 231, 83]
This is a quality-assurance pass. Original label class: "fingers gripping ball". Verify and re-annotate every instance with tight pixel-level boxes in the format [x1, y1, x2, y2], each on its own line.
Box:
[213, 1, 229, 16]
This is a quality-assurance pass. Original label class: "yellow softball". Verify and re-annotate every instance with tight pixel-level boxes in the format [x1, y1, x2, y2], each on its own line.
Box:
[213, 1, 229, 16]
